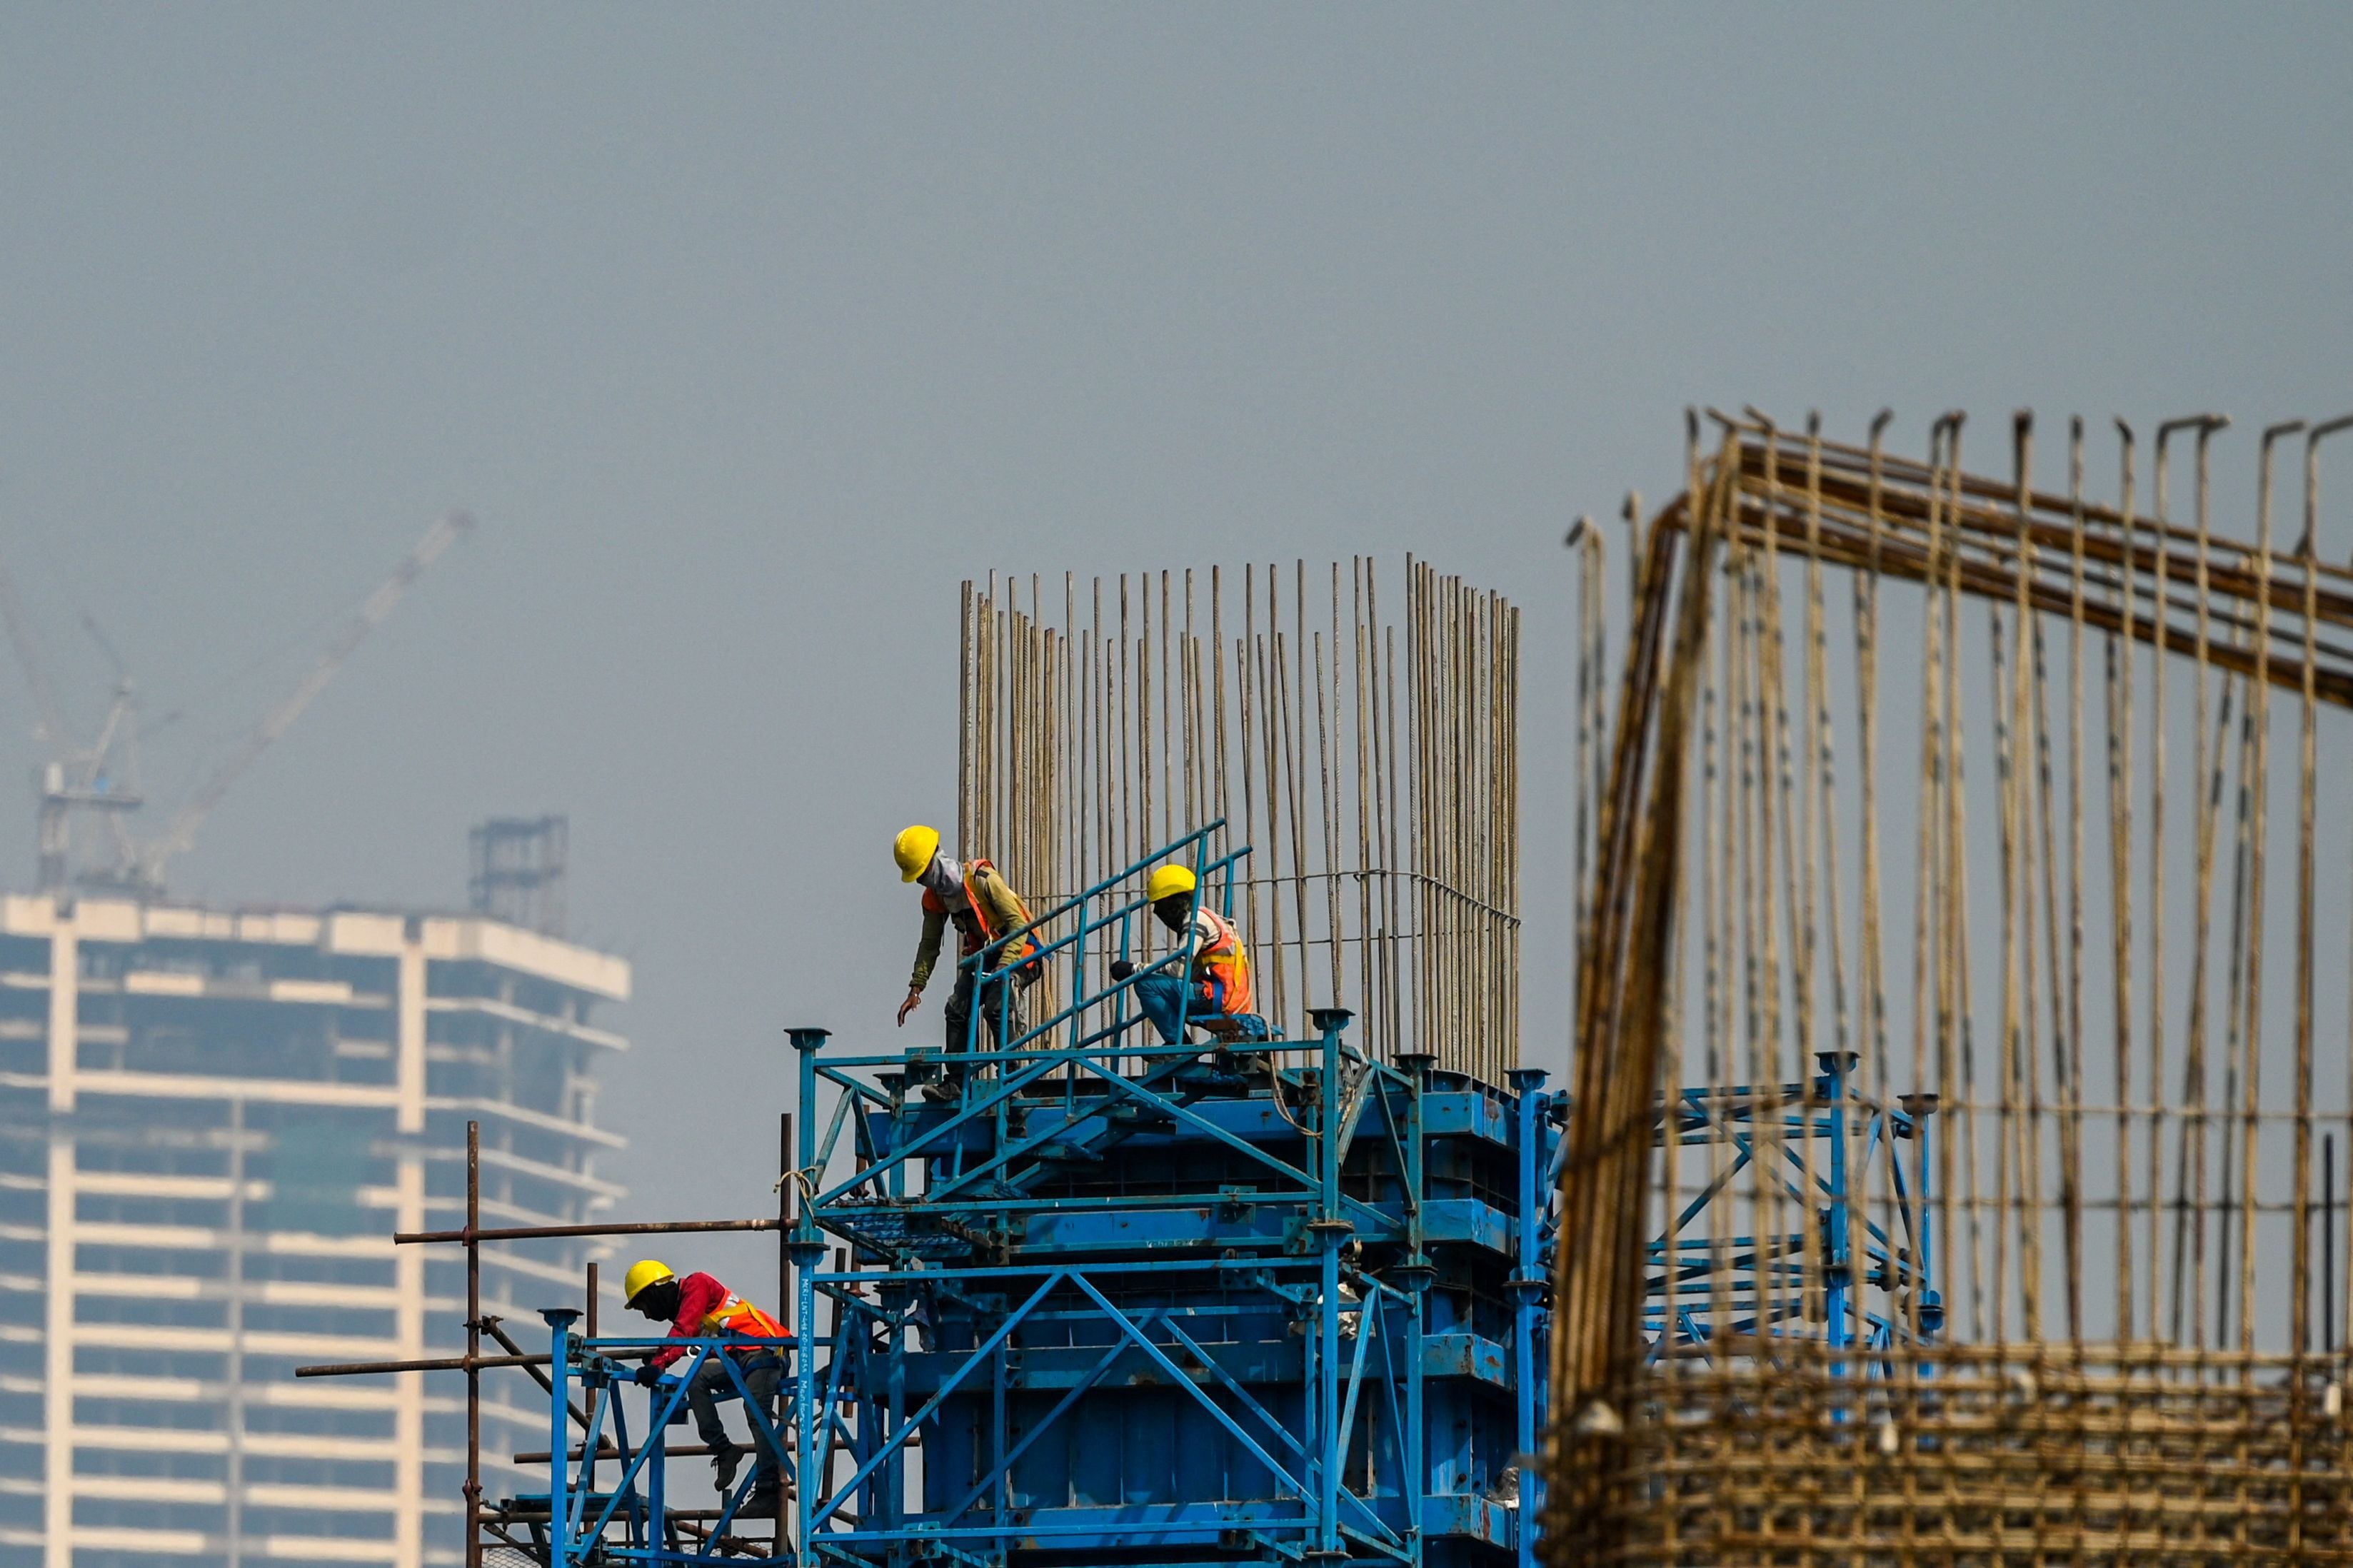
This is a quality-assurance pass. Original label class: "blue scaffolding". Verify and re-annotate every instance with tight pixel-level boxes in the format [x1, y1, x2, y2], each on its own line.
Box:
[523, 825, 1555, 1568]
[1645, 1055, 1940, 1368]
[511, 825, 1934, 1566]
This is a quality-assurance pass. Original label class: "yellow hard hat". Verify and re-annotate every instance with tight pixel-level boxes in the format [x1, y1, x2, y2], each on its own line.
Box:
[623, 1259, 676, 1306]
[1145, 864, 1198, 903]
[893, 825, 940, 883]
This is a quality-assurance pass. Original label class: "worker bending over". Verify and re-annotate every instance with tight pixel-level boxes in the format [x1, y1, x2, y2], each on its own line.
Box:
[1114, 865, 1267, 1043]
[625, 1260, 793, 1517]
[892, 825, 1040, 1090]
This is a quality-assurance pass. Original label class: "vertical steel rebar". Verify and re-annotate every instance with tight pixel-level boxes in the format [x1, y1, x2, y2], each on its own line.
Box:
[952, 554, 1519, 1070]
[2297, 415, 2353, 1362]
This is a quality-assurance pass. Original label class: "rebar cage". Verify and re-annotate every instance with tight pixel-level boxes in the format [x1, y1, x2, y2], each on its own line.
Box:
[956, 561, 1522, 1080]
[1549, 410, 2353, 1567]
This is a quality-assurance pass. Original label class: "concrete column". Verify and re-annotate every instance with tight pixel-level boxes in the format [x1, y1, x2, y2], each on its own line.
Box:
[393, 935, 428, 1568]
[44, 910, 76, 1568]
[397, 938, 427, 1137]
[46, 917, 75, 1113]
[43, 1135, 73, 1568]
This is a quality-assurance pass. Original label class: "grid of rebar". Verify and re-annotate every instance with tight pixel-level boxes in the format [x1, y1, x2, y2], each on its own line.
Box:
[1549, 410, 2353, 1567]
[1566, 1342, 2353, 1567]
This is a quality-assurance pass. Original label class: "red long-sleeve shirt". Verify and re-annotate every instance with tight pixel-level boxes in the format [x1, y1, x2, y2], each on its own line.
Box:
[646, 1272, 793, 1370]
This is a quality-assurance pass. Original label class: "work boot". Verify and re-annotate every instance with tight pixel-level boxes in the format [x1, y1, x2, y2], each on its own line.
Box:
[710, 1441, 742, 1494]
[738, 1488, 781, 1519]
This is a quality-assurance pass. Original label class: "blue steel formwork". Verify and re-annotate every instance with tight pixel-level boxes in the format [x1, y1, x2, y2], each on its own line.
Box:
[774, 1019, 1552, 1568]
[769, 823, 1557, 1568]
[513, 825, 1930, 1567]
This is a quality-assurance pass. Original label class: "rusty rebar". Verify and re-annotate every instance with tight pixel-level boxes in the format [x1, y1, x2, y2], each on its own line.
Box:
[1547, 410, 2353, 1568]
[955, 558, 1520, 1073]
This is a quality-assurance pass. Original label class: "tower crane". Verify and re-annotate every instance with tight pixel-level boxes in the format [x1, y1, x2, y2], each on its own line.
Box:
[123, 510, 474, 893]
[0, 510, 473, 897]
[0, 543, 144, 890]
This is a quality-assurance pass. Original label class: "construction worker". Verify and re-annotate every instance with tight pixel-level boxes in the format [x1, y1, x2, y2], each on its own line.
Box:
[1113, 864, 1266, 1044]
[624, 1260, 793, 1517]
[892, 825, 1041, 1090]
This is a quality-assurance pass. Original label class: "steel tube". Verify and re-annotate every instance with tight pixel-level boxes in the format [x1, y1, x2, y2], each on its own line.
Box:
[394, 1217, 779, 1245]
[513, 1442, 716, 1465]
[480, 1317, 596, 1430]
[296, 1352, 550, 1377]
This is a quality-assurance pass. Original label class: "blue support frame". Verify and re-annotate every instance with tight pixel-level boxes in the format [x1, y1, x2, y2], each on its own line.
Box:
[779, 1030, 1482, 1566]
[1642, 1051, 1940, 1371]
[509, 823, 1927, 1568]
[526, 1311, 801, 1567]
[764, 828, 1554, 1568]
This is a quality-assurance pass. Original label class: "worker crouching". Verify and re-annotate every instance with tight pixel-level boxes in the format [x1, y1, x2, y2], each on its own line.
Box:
[1113, 865, 1268, 1044]
[624, 1260, 793, 1517]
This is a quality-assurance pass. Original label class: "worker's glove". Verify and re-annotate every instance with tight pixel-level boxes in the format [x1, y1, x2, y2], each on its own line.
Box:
[1108, 960, 1134, 982]
[635, 1362, 666, 1388]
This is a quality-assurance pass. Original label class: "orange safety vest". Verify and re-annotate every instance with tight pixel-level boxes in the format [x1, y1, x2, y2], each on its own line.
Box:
[1192, 907, 1254, 1017]
[701, 1289, 791, 1351]
[931, 858, 1040, 976]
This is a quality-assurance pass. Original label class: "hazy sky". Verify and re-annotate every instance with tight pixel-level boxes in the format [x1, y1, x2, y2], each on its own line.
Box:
[1, 4, 2348, 1284]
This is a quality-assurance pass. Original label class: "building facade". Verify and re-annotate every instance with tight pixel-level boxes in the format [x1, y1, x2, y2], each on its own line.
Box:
[0, 894, 628, 1568]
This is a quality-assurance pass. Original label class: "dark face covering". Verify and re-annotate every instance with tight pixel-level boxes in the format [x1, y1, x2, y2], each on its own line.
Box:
[630, 1277, 682, 1322]
[1153, 895, 1193, 933]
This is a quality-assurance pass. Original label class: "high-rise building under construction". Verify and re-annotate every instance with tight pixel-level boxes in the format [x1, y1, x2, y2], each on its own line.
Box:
[0, 883, 628, 1568]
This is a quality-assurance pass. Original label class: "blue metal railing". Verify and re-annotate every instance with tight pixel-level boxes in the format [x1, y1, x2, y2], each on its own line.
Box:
[529, 1315, 801, 1567]
[952, 818, 1252, 1062]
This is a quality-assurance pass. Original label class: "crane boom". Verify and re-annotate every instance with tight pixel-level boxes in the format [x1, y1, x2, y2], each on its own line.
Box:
[136, 511, 475, 888]
[0, 543, 77, 754]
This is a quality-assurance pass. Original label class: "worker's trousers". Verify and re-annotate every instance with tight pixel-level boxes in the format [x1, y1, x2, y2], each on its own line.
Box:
[1134, 971, 1265, 1045]
[942, 968, 1024, 1067]
[688, 1351, 783, 1497]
